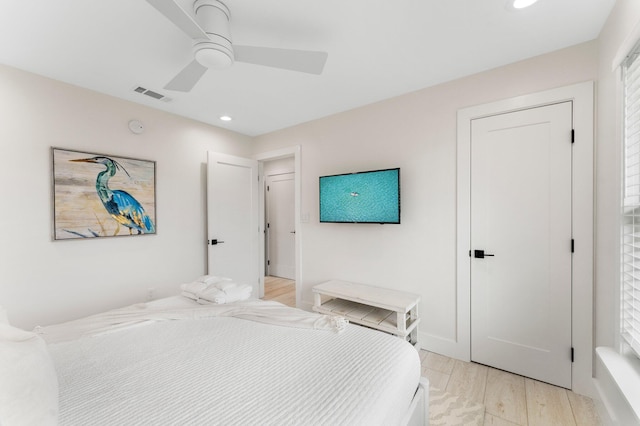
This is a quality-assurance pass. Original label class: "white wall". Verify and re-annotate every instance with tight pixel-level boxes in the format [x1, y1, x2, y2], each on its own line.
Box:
[594, 0, 640, 423]
[0, 64, 252, 329]
[253, 41, 598, 359]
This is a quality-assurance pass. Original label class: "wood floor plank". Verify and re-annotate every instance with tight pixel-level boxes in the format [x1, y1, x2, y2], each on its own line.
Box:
[484, 413, 522, 426]
[446, 360, 489, 404]
[484, 368, 527, 426]
[424, 351, 456, 375]
[272, 293, 296, 307]
[263, 276, 295, 307]
[421, 351, 601, 426]
[525, 378, 576, 426]
[567, 390, 601, 426]
[265, 285, 295, 298]
[421, 366, 450, 391]
[264, 277, 293, 290]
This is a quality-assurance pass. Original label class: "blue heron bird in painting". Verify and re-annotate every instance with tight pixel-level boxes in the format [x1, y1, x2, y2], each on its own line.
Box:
[71, 156, 155, 235]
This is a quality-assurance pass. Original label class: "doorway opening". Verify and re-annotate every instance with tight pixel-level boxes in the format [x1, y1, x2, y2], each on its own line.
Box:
[262, 157, 296, 307]
[254, 146, 301, 308]
[263, 276, 295, 307]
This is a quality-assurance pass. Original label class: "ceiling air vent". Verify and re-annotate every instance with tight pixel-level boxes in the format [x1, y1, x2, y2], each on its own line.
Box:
[132, 86, 172, 103]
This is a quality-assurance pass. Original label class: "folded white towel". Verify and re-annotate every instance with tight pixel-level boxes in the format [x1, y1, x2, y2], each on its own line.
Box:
[181, 277, 235, 302]
[214, 281, 237, 291]
[180, 277, 252, 305]
[196, 287, 225, 304]
[180, 290, 200, 302]
[180, 281, 209, 295]
[197, 284, 252, 305]
[195, 275, 232, 285]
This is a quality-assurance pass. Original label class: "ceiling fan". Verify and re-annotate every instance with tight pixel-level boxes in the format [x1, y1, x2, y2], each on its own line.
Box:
[146, 0, 329, 92]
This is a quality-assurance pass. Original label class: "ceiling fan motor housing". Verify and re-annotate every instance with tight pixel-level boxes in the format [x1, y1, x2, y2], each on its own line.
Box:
[193, 0, 234, 69]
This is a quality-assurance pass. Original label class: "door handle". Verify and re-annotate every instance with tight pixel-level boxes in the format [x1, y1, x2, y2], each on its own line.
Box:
[473, 249, 494, 259]
[290, 231, 296, 234]
[210, 239, 225, 245]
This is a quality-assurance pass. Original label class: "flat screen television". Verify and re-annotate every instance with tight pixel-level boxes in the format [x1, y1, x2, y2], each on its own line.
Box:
[319, 168, 400, 224]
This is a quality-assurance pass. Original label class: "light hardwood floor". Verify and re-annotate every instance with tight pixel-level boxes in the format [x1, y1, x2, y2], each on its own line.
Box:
[263, 276, 296, 307]
[419, 350, 601, 425]
[263, 277, 600, 425]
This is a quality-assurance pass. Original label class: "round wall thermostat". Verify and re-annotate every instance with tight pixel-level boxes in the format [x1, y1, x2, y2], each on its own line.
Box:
[128, 120, 144, 134]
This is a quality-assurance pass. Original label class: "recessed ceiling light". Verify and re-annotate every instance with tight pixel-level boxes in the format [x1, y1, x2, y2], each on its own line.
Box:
[219, 115, 232, 122]
[511, 0, 539, 9]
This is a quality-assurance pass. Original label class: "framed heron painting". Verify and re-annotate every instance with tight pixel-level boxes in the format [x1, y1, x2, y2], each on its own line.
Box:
[52, 148, 156, 240]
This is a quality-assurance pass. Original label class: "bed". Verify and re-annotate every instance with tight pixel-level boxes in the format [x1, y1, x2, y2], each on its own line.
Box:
[0, 287, 428, 425]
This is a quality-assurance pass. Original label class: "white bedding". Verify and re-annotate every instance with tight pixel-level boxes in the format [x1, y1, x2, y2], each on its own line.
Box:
[45, 297, 421, 426]
[37, 298, 347, 344]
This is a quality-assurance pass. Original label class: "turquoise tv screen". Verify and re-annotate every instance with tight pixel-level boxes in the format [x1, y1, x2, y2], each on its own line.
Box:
[319, 168, 400, 224]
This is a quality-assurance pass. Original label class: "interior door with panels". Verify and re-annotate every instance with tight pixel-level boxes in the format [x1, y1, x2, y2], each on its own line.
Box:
[470, 101, 573, 388]
[266, 172, 295, 279]
[207, 151, 259, 296]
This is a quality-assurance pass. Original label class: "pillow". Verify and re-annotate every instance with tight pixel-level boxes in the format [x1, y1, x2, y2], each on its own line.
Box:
[0, 323, 58, 426]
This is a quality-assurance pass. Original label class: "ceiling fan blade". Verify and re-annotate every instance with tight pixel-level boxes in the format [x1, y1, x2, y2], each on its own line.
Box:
[164, 59, 208, 92]
[146, 0, 208, 40]
[234, 46, 328, 75]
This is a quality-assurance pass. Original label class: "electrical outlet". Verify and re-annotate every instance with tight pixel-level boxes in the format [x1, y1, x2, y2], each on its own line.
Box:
[147, 288, 155, 301]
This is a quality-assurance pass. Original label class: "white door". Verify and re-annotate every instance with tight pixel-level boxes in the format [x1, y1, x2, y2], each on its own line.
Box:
[470, 102, 572, 388]
[207, 152, 259, 296]
[266, 173, 295, 279]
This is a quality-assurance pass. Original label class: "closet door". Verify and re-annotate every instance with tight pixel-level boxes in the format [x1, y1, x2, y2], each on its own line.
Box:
[470, 102, 573, 388]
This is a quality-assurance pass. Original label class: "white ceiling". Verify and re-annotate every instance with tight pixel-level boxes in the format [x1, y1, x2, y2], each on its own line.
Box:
[0, 0, 615, 136]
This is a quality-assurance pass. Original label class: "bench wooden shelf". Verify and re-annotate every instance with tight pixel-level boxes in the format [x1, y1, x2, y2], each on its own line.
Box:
[312, 280, 420, 347]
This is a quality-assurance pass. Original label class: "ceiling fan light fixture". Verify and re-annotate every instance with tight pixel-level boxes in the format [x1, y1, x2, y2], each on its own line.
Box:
[146, 0, 329, 92]
[510, 0, 539, 9]
[194, 0, 230, 23]
[193, 0, 233, 69]
[195, 45, 233, 69]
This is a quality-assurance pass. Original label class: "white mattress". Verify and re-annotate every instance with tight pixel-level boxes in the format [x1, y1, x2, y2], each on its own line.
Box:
[47, 299, 420, 425]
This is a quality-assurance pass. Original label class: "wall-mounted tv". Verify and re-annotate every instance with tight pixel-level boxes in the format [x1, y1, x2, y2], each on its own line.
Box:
[319, 168, 400, 224]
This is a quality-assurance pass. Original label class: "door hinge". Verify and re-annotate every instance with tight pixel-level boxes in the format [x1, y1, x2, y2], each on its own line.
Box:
[571, 347, 574, 362]
[571, 129, 575, 144]
[571, 239, 575, 253]
[469, 250, 471, 257]
[267, 185, 270, 191]
[267, 260, 270, 266]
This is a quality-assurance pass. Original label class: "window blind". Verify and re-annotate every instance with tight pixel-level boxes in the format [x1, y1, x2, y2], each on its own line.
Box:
[622, 43, 640, 358]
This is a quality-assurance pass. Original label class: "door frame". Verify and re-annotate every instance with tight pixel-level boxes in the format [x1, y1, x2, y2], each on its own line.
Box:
[456, 82, 594, 397]
[254, 146, 301, 306]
